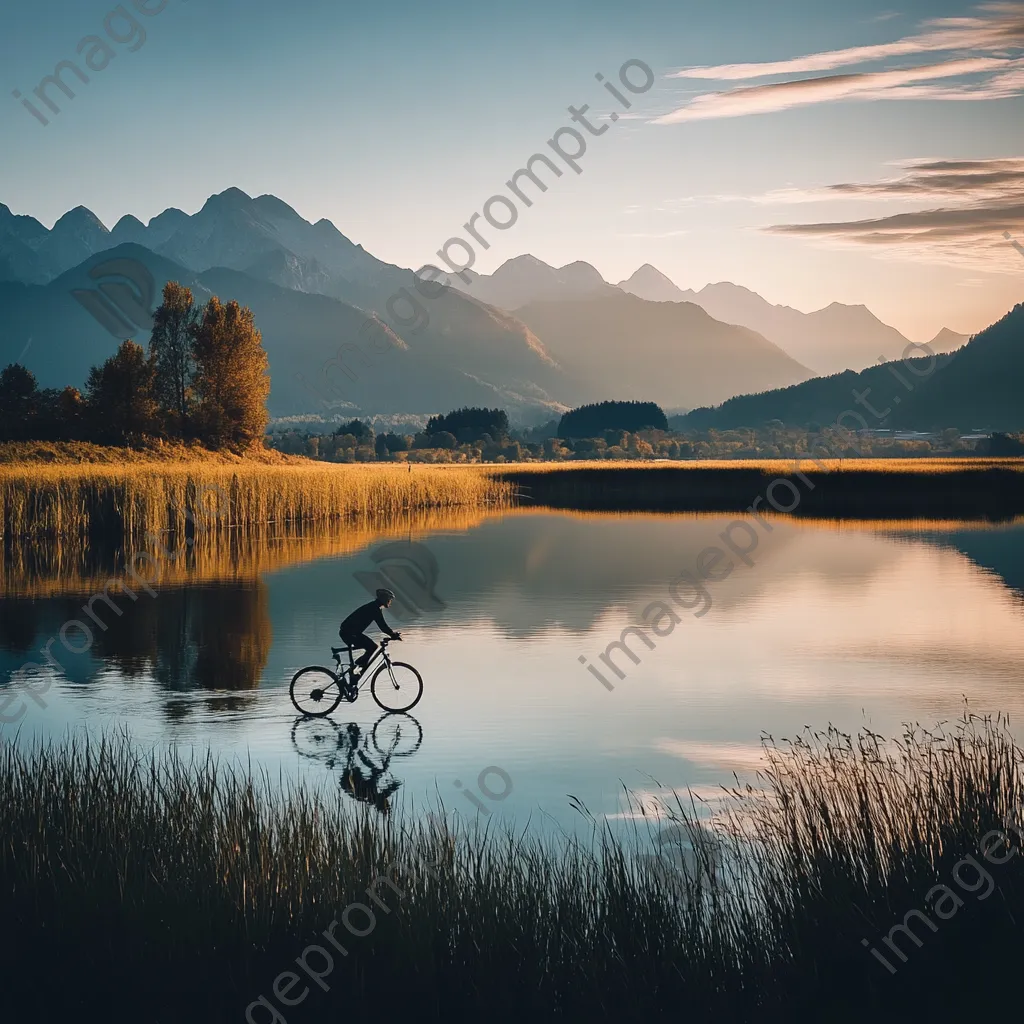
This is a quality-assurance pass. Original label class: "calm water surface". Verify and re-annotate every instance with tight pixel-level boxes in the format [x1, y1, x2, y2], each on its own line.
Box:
[2, 510, 1023, 833]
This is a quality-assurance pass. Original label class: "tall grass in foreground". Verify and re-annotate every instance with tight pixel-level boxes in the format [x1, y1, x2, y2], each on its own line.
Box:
[0, 463, 514, 545]
[2, 716, 1024, 1022]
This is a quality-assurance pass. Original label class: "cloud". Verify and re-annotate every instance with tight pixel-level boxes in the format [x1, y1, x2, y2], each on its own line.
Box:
[669, 3, 1024, 80]
[824, 156, 1024, 200]
[771, 202, 1024, 241]
[654, 3, 1024, 123]
[765, 157, 1024, 269]
[653, 56, 1019, 123]
[721, 157, 1024, 205]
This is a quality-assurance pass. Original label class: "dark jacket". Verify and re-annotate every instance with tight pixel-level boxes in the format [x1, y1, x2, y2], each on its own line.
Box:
[340, 600, 397, 638]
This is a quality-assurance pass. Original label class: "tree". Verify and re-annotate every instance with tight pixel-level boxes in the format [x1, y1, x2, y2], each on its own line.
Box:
[384, 432, 409, 453]
[430, 431, 457, 450]
[375, 433, 389, 458]
[336, 419, 373, 443]
[191, 297, 270, 451]
[987, 432, 1024, 456]
[425, 407, 509, 441]
[0, 364, 38, 441]
[35, 386, 86, 441]
[559, 401, 668, 438]
[58, 387, 86, 438]
[85, 340, 159, 443]
[149, 282, 200, 438]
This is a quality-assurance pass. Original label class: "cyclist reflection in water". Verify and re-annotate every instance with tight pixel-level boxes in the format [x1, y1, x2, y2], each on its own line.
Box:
[338, 723, 401, 815]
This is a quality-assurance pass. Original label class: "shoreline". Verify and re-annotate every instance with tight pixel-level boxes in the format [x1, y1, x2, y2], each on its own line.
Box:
[492, 460, 1024, 519]
[2, 455, 1023, 546]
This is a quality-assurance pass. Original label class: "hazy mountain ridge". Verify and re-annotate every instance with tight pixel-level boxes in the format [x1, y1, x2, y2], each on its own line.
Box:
[459, 255, 942, 378]
[618, 265, 968, 376]
[455, 255, 619, 308]
[679, 303, 1021, 432]
[0, 193, 977, 423]
[927, 327, 971, 355]
[514, 292, 812, 412]
[0, 193, 578, 419]
[0, 244, 570, 420]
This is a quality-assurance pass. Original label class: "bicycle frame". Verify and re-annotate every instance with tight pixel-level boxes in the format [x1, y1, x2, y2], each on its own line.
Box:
[332, 638, 396, 695]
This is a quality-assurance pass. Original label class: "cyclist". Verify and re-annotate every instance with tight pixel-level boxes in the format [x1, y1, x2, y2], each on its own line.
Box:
[339, 588, 402, 677]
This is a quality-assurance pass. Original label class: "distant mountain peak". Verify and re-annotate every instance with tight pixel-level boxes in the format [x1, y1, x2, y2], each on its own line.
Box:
[309, 217, 358, 246]
[150, 207, 188, 223]
[927, 326, 971, 355]
[253, 194, 304, 221]
[930, 326, 969, 342]
[686, 282, 911, 374]
[456, 253, 615, 308]
[701, 281, 758, 298]
[499, 254, 555, 272]
[110, 214, 147, 245]
[53, 206, 108, 234]
[617, 264, 690, 303]
[557, 260, 607, 284]
[200, 187, 254, 213]
[633, 263, 675, 282]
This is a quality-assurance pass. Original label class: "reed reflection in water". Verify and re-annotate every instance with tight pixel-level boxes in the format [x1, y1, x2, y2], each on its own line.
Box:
[1, 508, 1023, 834]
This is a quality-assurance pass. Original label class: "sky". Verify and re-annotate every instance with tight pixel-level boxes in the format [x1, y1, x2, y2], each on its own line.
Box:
[2, 0, 1023, 340]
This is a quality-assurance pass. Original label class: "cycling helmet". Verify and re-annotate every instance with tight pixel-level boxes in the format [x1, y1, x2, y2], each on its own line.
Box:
[376, 588, 396, 602]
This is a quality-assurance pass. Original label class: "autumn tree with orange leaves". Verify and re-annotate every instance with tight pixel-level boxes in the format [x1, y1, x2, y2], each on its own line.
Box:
[191, 297, 270, 452]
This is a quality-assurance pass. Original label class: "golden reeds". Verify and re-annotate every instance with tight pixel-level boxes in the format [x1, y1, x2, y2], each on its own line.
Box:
[0, 462, 515, 545]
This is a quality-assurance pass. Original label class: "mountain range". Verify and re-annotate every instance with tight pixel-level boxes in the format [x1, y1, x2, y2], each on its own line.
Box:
[679, 303, 1023, 433]
[0, 190, 977, 422]
[617, 265, 965, 376]
[459, 257, 971, 377]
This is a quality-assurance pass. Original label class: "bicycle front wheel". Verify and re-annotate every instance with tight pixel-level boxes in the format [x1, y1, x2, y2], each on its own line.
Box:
[370, 661, 424, 713]
[290, 666, 344, 717]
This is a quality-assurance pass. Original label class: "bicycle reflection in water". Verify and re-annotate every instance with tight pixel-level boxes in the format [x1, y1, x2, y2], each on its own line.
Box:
[291, 713, 423, 815]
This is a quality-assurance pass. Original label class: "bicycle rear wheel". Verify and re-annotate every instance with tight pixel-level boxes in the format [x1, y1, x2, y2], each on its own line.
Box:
[370, 661, 424, 713]
[290, 666, 344, 717]
[291, 717, 343, 762]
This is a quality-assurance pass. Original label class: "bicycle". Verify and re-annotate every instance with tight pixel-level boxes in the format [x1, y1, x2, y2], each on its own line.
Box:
[289, 637, 424, 717]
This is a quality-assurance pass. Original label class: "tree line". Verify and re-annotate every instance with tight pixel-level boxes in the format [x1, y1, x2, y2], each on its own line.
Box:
[0, 284, 270, 451]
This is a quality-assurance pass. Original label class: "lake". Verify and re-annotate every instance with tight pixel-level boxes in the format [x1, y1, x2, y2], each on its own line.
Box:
[2, 509, 1023, 835]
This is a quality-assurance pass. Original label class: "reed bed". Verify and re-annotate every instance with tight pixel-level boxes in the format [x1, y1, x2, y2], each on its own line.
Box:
[2, 715, 1024, 1022]
[0, 463, 514, 546]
